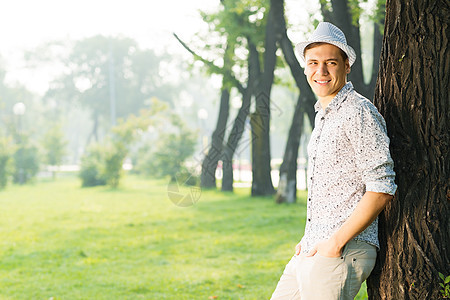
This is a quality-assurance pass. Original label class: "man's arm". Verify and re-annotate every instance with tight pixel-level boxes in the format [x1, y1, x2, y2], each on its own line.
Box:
[306, 191, 393, 257]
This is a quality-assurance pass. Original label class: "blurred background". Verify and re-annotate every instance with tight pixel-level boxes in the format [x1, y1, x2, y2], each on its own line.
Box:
[0, 1, 387, 298]
[0, 0, 382, 194]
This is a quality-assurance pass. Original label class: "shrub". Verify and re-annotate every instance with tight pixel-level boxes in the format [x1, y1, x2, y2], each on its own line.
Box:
[42, 124, 68, 178]
[0, 136, 15, 189]
[13, 143, 40, 184]
[102, 143, 127, 188]
[79, 144, 107, 187]
[79, 142, 127, 188]
[134, 129, 197, 182]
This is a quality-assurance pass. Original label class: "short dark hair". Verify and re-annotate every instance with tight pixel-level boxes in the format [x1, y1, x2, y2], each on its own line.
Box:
[304, 42, 348, 62]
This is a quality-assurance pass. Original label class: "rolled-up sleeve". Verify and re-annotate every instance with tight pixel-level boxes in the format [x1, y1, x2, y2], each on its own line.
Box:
[347, 102, 397, 195]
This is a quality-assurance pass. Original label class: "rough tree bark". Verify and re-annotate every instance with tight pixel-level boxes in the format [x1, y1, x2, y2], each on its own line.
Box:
[366, 0, 449, 299]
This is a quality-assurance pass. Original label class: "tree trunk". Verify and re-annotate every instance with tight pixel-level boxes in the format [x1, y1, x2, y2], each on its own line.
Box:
[221, 91, 250, 192]
[85, 111, 99, 147]
[330, 0, 367, 96]
[251, 90, 275, 196]
[276, 94, 304, 203]
[200, 86, 230, 188]
[222, 39, 259, 192]
[274, 1, 316, 203]
[366, 0, 450, 299]
[250, 0, 282, 196]
[322, 0, 384, 99]
[367, 18, 383, 99]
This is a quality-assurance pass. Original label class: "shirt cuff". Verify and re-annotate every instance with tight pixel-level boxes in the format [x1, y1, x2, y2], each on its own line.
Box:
[366, 180, 397, 196]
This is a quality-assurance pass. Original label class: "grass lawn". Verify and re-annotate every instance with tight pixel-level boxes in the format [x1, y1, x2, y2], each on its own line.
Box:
[0, 175, 368, 299]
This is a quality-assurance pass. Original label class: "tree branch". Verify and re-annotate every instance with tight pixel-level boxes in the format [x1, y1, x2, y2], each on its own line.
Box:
[173, 33, 245, 94]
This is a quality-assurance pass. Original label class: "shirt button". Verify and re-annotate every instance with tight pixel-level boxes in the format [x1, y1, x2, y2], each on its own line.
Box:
[308, 198, 311, 202]
[308, 218, 311, 222]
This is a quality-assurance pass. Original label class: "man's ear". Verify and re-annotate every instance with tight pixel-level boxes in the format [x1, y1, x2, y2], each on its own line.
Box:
[345, 59, 351, 74]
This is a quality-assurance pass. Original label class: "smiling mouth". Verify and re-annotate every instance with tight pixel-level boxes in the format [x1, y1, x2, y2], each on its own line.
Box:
[315, 80, 331, 84]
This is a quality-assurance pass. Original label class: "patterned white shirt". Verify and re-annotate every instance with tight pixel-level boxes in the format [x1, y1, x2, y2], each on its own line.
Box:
[300, 82, 397, 253]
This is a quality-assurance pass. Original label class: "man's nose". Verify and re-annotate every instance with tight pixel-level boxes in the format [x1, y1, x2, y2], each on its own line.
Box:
[318, 63, 329, 75]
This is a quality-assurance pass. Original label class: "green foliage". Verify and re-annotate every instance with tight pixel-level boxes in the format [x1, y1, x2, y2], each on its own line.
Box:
[79, 139, 128, 189]
[79, 143, 108, 187]
[0, 136, 15, 189]
[131, 99, 197, 182]
[136, 129, 197, 181]
[79, 101, 164, 188]
[44, 36, 174, 127]
[192, 0, 268, 84]
[102, 142, 127, 188]
[372, 0, 386, 34]
[317, 0, 385, 30]
[12, 140, 40, 185]
[439, 272, 450, 298]
[42, 123, 68, 167]
[79, 140, 128, 189]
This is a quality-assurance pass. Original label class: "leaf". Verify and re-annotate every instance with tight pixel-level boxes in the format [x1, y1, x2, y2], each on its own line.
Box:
[445, 275, 450, 284]
[440, 272, 445, 280]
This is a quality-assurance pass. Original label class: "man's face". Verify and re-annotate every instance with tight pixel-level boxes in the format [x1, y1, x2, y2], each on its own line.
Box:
[304, 44, 350, 102]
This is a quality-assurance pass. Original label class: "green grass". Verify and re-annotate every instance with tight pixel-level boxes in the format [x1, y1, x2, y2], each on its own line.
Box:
[0, 175, 368, 299]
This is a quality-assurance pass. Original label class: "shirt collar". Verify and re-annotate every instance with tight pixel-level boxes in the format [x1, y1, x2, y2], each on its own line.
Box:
[314, 82, 354, 112]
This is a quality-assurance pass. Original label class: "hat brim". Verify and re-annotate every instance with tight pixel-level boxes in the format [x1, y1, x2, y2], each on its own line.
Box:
[295, 40, 356, 66]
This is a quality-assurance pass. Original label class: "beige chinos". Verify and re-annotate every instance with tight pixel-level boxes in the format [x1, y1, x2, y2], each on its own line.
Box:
[270, 239, 377, 300]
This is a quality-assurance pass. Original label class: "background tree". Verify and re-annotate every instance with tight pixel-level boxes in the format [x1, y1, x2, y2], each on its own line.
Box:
[366, 0, 449, 298]
[45, 36, 173, 145]
[320, 0, 384, 98]
[275, 0, 316, 203]
[132, 98, 197, 183]
[249, 0, 282, 196]
[175, 0, 269, 191]
[78, 102, 160, 188]
[41, 124, 68, 179]
[198, 0, 268, 192]
[0, 135, 15, 189]
[221, 37, 259, 192]
[12, 135, 39, 185]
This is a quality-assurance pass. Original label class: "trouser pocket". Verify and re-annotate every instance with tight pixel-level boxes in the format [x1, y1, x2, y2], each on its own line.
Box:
[344, 241, 377, 298]
[299, 251, 347, 300]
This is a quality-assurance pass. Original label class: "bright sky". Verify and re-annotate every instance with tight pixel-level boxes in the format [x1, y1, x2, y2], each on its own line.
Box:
[0, 0, 218, 52]
[0, 0, 314, 94]
[0, 0, 220, 93]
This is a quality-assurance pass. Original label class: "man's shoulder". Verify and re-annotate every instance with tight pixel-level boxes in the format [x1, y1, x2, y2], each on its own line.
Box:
[342, 89, 380, 116]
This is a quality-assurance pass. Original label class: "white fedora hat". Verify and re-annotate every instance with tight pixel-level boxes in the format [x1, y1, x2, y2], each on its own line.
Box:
[295, 22, 356, 66]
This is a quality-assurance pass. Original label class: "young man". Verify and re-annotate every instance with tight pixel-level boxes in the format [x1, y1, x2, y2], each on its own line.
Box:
[270, 22, 397, 300]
